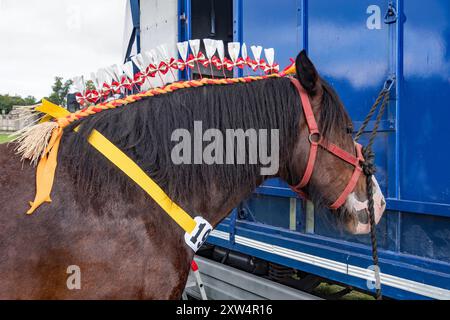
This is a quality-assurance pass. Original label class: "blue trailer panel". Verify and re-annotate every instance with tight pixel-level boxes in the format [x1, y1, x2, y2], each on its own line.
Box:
[176, 0, 450, 299]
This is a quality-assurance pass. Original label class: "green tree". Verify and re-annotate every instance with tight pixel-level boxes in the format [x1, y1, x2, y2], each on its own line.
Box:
[47, 76, 73, 107]
[85, 80, 95, 91]
[0, 94, 37, 114]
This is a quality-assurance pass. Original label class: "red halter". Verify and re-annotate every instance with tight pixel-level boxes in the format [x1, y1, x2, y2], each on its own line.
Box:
[289, 77, 364, 210]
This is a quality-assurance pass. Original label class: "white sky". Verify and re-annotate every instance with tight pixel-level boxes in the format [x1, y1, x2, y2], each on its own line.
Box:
[0, 0, 126, 99]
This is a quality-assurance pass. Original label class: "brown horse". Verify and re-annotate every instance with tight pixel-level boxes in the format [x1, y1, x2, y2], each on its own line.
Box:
[0, 51, 385, 299]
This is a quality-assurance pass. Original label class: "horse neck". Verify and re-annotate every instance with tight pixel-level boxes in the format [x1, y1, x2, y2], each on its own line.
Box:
[178, 83, 300, 227]
[180, 135, 295, 228]
[179, 174, 261, 228]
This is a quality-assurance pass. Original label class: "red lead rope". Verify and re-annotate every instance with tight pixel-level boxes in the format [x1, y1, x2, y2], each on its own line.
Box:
[289, 77, 364, 210]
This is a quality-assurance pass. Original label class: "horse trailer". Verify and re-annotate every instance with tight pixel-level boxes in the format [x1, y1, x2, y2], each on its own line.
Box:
[124, 0, 450, 299]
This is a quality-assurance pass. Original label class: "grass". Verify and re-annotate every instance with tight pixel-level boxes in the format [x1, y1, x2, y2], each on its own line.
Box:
[0, 133, 13, 144]
[313, 282, 375, 300]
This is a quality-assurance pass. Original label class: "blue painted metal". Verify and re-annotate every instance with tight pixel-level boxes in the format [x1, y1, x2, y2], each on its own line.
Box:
[229, 208, 238, 244]
[394, 0, 403, 200]
[300, 0, 308, 52]
[178, 0, 191, 80]
[233, 0, 243, 77]
[240, 0, 301, 69]
[173, 0, 450, 299]
[124, 0, 141, 63]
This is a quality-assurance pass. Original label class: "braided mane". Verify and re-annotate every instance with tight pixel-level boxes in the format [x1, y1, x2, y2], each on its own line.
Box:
[57, 74, 282, 128]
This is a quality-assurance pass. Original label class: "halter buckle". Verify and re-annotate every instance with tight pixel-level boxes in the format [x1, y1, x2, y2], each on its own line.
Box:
[308, 132, 322, 145]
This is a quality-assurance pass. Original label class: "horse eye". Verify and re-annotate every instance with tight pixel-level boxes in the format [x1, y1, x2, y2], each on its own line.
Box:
[346, 126, 353, 134]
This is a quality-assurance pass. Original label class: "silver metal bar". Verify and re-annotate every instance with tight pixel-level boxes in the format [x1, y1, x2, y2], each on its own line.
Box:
[184, 256, 321, 300]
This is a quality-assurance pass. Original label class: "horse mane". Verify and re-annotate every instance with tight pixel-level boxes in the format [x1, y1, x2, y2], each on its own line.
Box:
[319, 78, 352, 141]
[59, 75, 352, 212]
[60, 77, 302, 205]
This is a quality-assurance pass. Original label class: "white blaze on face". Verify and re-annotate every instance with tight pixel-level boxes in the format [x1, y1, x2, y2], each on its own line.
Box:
[346, 176, 386, 234]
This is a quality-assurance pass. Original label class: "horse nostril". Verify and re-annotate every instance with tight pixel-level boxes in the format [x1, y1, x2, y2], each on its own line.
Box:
[356, 209, 369, 224]
[381, 198, 386, 208]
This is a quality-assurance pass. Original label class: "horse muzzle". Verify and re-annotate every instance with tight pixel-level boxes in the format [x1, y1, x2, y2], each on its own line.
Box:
[346, 176, 386, 235]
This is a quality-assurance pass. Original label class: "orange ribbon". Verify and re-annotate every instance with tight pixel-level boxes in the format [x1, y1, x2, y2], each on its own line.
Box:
[27, 126, 63, 214]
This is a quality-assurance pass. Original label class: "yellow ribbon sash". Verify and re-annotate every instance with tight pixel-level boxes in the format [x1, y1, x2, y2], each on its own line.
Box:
[28, 99, 196, 234]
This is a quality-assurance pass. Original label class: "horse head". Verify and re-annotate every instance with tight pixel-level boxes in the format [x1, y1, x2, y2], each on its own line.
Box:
[288, 50, 386, 234]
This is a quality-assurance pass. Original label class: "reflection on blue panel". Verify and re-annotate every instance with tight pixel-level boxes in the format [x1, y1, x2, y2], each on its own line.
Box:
[242, 194, 296, 230]
[241, 0, 300, 68]
[314, 205, 389, 249]
[401, 0, 450, 204]
[401, 212, 450, 263]
[308, 0, 393, 203]
[308, 0, 391, 120]
[354, 132, 389, 194]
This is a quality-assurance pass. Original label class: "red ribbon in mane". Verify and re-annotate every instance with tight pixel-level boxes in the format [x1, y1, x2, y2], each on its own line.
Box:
[133, 72, 145, 86]
[211, 56, 229, 70]
[186, 52, 206, 69]
[262, 62, 280, 74]
[177, 59, 187, 71]
[168, 58, 179, 71]
[246, 57, 259, 71]
[110, 81, 121, 94]
[157, 61, 169, 75]
[75, 90, 99, 105]
[145, 64, 158, 78]
[75, 92, 86, 106]
[120, 76, 133, 91]
[85, 90, 100, 104]
[101, 83, 112, 98]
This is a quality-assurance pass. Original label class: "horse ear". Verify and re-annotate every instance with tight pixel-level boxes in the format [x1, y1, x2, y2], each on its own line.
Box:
[295, 50, 320, 96]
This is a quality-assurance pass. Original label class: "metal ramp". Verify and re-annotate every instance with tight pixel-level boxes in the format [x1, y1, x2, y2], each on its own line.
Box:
[184, 256, 320, 300]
